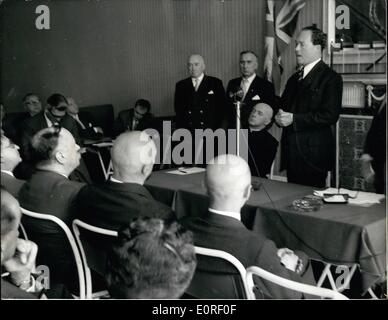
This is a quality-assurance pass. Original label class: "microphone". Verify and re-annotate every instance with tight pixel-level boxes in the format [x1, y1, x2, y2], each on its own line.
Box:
[229, 87, 244, 103]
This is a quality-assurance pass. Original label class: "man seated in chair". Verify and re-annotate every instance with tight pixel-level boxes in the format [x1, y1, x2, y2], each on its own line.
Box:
[1, 187, 70, 299]
[180, 154, 316, 299]
[18, 126, 85, 293]
[105, 217, 197, 299]
[247, 102, 278, 178]
[75, 131, 174, 231]
[1, 135, 25, 198]
[112, 99, 153, 138]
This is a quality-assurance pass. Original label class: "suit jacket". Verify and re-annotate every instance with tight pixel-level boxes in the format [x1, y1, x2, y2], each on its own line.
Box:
[180, 212, 314, 299]
[20, 112, 80, 158]
[72, 111, 103, 140]
[75, 180, 175, 231]
[280, 61, 342, 172]
[18, 170, 85, 291]
[113, 108, 153, 137]
[174, 75, 226, 130]
[1, 171, 25, 199]
[226, 75, 275, 129]
[248, 129, 278, 177]
[1, 278, 39, 299]
[2, 112, 31, 146]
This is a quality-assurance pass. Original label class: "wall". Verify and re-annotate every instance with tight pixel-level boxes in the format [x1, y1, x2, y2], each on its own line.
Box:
[1, 0, 271, 117]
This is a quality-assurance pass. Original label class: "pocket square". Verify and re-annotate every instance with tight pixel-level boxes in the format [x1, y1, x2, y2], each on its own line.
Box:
[252, 95, 261, 100]
[208, 90, 214, 94]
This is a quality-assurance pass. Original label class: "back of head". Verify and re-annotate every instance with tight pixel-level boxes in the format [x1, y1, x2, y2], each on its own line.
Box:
[106, 217, 197, 299]
[206, 154, 252, 210]
[29, 126, 80, 175]
[111, 131, 156, 183]
[1, 187, 22, 263]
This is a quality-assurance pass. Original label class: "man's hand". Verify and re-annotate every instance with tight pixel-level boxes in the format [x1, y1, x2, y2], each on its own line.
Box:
[277, 248, 302, 273]
[3, 239, 38, 287]
[360, 153, 375, 183]
[275, 109, 293, 127]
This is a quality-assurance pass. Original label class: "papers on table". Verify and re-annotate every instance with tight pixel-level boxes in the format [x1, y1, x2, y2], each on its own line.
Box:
[314, 188, 385, 206]
[167, 167, 206, 175]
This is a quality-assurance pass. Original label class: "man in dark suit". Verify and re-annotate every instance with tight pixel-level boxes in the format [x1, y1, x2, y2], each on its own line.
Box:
[275, 25, 342, 188]
[180, 154, 316, 299]
[247, 103, 278, 178]
[1, 135, 25, 198]
[18, 127, 85, 291]
[226, 51, 275, 129]
[75, 131, 174, 231]
[175, 54, 226, 131]
[1, 93, 43, 146]
[67, 97, 104, 140]
[113, 99, 153, 138]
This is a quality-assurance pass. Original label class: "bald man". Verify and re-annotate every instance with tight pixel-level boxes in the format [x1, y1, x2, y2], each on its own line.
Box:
[180, 154, 315, 299]
[174, 54, 226, 131]
[75, 131, 174, 230]
[247, 103, 278, 177]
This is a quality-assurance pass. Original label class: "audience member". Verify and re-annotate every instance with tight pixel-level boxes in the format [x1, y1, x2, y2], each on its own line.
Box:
[113, 99, 153, 137]
[275, 25, 342, 188]
[75, 131, 174, 230]
[360, 102, 386, 194]
[1, 187, 41, 299]
[106, 217, 196, 299]
[18, 126, 85, 292]
[23, 93, 43, 117]
[226, 51, 275, 129]
[174, 54, 226, 131]
[247, 103, 278, 177]
[67, 97, 104, 140]
[1, 135, 25, 198]
[180, 154, 316, 299]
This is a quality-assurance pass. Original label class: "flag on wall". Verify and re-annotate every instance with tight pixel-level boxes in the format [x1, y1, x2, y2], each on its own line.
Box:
[264, 0, 306, 95]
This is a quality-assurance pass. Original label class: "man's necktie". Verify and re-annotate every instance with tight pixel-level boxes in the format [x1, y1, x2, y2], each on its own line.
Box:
[297, 67, 304, 82]
[194, 78, 199, 92]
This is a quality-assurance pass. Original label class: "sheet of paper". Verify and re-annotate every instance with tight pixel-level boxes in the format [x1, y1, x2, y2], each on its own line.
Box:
[314, 188, 385, 206]
[167, 167, 206, 175]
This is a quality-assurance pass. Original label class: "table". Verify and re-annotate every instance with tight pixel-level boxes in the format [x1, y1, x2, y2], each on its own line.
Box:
[145, 170, 386, 295]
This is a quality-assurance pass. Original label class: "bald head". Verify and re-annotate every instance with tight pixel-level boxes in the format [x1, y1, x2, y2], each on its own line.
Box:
[187, 54, 205, 79]
[206, 154, 251, 211]
[248, 103, 273, 130]
[111, 131, 156, 183]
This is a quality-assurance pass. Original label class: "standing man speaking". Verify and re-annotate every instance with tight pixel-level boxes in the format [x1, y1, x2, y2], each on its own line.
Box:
[275, 25, 342, 188]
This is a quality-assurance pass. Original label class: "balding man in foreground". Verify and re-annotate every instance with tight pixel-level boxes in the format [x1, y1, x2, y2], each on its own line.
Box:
[75, 131, 174, 230]
[180, 154, 315, 299]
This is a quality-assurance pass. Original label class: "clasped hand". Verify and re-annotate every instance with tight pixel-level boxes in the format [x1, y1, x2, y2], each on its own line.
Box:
[275, 109, 293, 127]
[277, 248, 303, 273]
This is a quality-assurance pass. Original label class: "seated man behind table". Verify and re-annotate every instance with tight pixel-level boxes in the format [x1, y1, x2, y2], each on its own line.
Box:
[247, 102, 278, 178]
[18, 126, 85, 292]
[180, 154, 316, 299]
[1, 135, 25, 198]
[106, 217, 197, 299]
[75, 131, 174, 231]
[113, 99, 153, 138]
[1, 187, 70, 299]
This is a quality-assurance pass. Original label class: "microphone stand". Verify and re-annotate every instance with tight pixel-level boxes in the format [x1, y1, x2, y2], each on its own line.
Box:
[235, 100, 241, 156]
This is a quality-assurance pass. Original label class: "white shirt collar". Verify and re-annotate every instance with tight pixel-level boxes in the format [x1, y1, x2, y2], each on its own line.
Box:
[1, 170, 15, 177]
[242, 73, 256, 85]
[303, 58, 321, 78]
[110, 176, 124, 184]
[249, 127, 264, 132]
[192, 73, 205, 87]
[44, 111, 54, 128]
[208, 208, 241, 221]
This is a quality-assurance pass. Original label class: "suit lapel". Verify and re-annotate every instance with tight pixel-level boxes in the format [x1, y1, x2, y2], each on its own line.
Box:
[298, 61, 326, 93]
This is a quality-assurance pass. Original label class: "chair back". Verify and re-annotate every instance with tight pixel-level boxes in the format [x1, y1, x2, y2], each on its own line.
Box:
[246, 266, 349, 300]
[72, 219, 118, 299]
[20, 207, 86, 299]
[186, 246, 252, 299]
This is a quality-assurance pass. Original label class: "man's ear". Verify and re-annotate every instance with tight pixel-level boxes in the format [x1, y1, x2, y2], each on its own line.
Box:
[243, 184, 251, 200]
[142, 163, 153, 178]
[55, 150, 66, 164]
